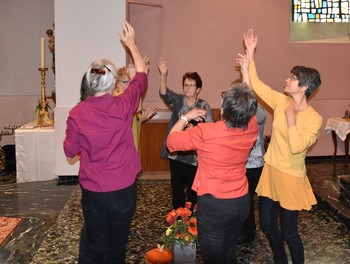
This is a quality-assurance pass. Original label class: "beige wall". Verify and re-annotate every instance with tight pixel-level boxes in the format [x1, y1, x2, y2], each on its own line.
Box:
[129, 0, 350, 156]
[1, 0, 349, 157]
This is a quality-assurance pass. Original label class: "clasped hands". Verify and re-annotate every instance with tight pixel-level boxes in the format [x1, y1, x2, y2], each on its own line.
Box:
[183, 108, 207, 124]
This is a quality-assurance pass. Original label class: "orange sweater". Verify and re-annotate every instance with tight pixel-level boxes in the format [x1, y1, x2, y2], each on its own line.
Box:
[167, 118, 258, 199]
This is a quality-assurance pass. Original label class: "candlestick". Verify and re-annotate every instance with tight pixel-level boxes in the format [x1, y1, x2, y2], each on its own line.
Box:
[40, 37, 45, 68]
[37, 67, 53, 127]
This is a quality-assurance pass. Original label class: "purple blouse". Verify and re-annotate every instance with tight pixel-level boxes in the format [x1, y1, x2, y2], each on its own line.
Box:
[64, 72, 147, 192]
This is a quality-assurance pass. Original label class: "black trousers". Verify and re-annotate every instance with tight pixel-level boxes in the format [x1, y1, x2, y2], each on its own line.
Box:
[197, 193, 250, 264]
[78, 182, 136, 264]
[240, 166, 263, 238]
[169, 159, 197, 209]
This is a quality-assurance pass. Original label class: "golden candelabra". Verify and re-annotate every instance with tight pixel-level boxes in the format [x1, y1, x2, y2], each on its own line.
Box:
[37, 67, 54, 127]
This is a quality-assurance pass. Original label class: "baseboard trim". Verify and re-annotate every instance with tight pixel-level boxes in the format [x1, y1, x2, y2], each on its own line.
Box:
[306, 155, 348, 162]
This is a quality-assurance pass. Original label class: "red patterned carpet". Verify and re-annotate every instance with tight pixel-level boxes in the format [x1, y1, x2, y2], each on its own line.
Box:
[0, 216, 22, 246]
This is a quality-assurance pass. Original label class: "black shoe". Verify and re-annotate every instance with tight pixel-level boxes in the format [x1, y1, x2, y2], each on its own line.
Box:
[238, 234, 255, 244]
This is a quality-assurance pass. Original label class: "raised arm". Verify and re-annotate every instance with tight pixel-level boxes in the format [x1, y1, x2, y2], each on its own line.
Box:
[119, 21, 147, 74]
[158, 58, 168, 96]
[243, 28, 258, 63]
[236, 52, 251, 87]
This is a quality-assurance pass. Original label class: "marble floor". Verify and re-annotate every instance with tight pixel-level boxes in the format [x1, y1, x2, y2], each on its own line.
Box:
[0, 158, 349, 264]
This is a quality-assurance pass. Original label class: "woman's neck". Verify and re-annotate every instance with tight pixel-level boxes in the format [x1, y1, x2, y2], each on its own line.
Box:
[94, 91, 109, 97]
[185, 97, 198, 107]
[291, 95, 308, 112]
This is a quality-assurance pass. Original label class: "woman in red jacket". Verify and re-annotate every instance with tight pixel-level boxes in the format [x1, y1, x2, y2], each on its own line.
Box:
[166, 84, 258, 263]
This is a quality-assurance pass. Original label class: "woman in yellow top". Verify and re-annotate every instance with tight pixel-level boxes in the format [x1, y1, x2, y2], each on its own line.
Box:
[113, 62, 157, 151]
[237, 29, 322, 264]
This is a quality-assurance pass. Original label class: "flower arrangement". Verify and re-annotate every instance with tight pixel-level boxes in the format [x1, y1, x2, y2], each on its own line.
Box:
[163, 202, 198, 249]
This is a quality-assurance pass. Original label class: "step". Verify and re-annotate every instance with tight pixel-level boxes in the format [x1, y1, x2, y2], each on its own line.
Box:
[340, 175, 350, 208]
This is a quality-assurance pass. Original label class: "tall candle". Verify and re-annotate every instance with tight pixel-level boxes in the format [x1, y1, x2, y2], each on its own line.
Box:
[40, 37, 45, 68]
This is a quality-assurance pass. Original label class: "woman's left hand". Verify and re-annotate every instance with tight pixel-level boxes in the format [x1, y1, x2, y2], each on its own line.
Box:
[184, 108, 207, 123]
[142, 104, 158, 121]
[127, 63, 136, 80]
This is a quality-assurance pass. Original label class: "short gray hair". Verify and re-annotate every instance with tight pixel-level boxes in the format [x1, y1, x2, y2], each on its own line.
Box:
[86, 58, 117, 92]
[221, 83, 257, 129]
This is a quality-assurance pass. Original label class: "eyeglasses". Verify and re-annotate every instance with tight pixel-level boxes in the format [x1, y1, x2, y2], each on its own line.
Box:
[118, 79, 129, 84]
[288, 75, 298, 81]
[221, 91, 226, 99]
[183, 84, 196, 88]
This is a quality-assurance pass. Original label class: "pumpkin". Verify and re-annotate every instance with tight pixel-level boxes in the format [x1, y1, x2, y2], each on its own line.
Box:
[145, 244, 173, 264]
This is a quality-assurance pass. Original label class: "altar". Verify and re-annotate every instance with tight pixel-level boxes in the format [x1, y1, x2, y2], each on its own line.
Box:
[15, 121, 56, 183]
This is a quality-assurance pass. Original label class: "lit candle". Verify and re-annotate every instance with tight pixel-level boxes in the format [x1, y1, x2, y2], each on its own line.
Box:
[40, 37, 45, 68]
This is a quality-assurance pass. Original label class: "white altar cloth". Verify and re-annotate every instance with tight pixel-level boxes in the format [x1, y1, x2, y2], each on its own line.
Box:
[15, 121, 56, 183]
[325, 117, 350, 141]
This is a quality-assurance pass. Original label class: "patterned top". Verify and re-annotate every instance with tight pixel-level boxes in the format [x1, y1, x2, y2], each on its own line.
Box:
[246, 104, 266, 169]
[160, 88, 214, 166]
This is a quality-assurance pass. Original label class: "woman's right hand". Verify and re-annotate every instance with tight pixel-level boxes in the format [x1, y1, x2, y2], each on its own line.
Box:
[119, 21, 136, 50]
[236, 52, 251, 86]
[243, 28, 258, 52]
[158, 58, 168, 76]
[236, 53, 249, 74]
[119, 21, 147, 74]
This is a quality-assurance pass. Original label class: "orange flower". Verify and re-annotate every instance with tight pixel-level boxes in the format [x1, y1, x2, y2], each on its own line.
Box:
[185, 202, 192, 209]
[176, 207, 192, 219]
[166, 210, 178, 225]
[163, 204, 198, 249]
[188, 217, 197, 236]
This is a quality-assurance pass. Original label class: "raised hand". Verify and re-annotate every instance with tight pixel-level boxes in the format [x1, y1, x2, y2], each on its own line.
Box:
[236, 52, 249, 74]
[158, 57, 168, 95]
[243, 28, 258, 52]
[158, 58, 168, 76]
[143, 55, 151, 74]
[119, 21, 136, 49]
[127, 63, 136, 80]
[142, 104, 158, 121]
[119, 21, 147, 74]
[236, 52, 250, 86]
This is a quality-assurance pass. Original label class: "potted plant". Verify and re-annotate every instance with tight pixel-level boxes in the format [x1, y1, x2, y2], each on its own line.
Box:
[163, 202, 197, 263]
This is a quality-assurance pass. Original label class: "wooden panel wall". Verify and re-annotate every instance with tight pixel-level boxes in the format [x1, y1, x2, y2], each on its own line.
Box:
[139, 121, 169, 171]
[139, 109, 220, 172]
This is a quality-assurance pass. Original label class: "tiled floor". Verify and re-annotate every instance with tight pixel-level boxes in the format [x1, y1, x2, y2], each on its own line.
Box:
[0, 158, 349, 264]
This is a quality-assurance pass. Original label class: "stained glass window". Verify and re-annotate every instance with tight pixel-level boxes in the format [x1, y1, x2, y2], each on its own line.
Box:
[293, 0, 350, 22]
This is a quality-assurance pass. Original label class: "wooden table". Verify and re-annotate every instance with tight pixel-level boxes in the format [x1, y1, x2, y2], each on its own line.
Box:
[325, 117, 350, 160]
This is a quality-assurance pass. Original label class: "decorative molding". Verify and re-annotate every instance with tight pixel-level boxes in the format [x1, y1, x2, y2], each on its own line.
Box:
[127, 0, 163, 8]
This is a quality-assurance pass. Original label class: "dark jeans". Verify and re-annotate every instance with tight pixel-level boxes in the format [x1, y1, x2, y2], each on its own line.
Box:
[259, 196, 304, 264]
[169, 159, 197, 209]
[197, 193, 250, 264]
[79, 182, 137, 264]
[240, 166, 263, 238]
